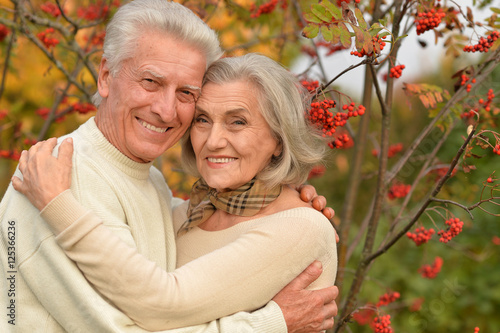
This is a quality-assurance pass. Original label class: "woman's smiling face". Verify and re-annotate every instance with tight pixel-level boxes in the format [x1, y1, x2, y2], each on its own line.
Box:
[190, 80, 281, 192]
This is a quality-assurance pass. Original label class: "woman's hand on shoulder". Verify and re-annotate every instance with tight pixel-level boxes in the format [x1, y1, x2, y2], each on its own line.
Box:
[296, 184, 335, 220]
[12, 137, 74, 211]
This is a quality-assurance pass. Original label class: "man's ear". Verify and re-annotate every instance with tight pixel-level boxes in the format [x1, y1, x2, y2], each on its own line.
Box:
[97, 58, 111, 99]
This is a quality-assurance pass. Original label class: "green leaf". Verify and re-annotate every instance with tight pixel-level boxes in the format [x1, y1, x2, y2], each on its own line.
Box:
[369, 27, 384, 37]
[302, 24, 320, 39]
[304, 12, 323, 24]
[321, 0, 342, 20]
[355, 8, 367, 30]
[320, 25, 333, 41]
[338, 22, 352, 48]
[490, 7, 500, 14]
[311, 4, 333, 22]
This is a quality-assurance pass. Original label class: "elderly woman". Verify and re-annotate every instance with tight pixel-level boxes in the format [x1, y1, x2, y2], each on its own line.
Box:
[14, 53, 337, 331]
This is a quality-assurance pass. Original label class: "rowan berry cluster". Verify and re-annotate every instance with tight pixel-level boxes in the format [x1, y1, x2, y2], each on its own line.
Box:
[41, 2, 63, 17]
[336, 0, 360, 5]
[372, 143, 403, 158]
[387, 182, 410, 200]
[438, 217, 464, 243]
[301, 80, 319, 93]
[77, 1, 112, 21]
[249, 0, 287, 18]
[479, 89, 495, 112]
[376, 292, 400, 307]
[460, 109, 477, 119]
[0, 109, 7, 121]
[0, 150, 21, 161]
[342, 102, 366, 117]
[415, 7, 446, 35]
[431, 166, 457, 180]
[463, 31, 499, 53]
[316, 41, 348, 56]
[389, 65, 405, 79]
[307, 100, 365, 149]
[419, 256, 443, 279]
[406, 226, 435, 246]
[72, 102, 97, 114]
[328, 133, 350, 149]
[0, 24, 9, 42]
[350, 35, 387, 58]
[371, 315, 393, 333]
[474, 327, 480, 333]
[492, 144, 500, 155]
[308, 165, 326, 180]
[460, 74, 476, 93]
[37, 28, 59, 49]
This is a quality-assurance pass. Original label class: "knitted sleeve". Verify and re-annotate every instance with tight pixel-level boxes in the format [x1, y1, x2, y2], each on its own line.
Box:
[41, 191, 337, 331]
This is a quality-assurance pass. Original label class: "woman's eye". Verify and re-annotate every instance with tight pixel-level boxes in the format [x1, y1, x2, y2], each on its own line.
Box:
[232, 119, 246, 125]
[195, 116, 209, 123]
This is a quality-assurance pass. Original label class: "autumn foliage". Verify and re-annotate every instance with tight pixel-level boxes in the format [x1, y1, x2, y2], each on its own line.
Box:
[1, 0, 500, 332]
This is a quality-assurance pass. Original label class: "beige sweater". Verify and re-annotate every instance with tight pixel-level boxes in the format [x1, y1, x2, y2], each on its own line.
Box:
[0, 118, 284, 333]
[40, 197, 337, 331]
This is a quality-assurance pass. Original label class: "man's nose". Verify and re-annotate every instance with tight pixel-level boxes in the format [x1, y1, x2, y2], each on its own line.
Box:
[151, 89, 177, 123]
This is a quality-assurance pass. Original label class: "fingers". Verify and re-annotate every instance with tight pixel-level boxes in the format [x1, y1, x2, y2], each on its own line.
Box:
[287, 261, 323, 291]
[58, 138, 74, 165]
[298, 184, 316, 202]
[37, 137, 58, 154]
[322, 207, 335, 220]
[11, 175, 23, 192]
[312, 195, 327, 211]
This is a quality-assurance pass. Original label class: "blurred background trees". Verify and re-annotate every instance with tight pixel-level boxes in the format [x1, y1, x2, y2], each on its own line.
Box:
[1, 0, 499, 331]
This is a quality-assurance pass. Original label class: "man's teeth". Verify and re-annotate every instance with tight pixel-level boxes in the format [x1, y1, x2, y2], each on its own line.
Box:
[208, 157, 236, 163]
[140, 120, 168, 133]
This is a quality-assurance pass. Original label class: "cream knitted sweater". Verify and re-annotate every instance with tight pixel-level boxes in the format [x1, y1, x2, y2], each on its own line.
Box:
[0, 118, 284, 333]
[40, 197, 337, 331]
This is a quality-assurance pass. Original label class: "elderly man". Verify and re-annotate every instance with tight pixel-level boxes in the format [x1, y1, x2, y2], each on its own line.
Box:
[0, 0, 337, 332]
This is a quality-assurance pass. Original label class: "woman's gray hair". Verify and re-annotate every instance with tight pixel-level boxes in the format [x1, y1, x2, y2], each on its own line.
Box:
[92, 0, 223, 106]
[182, 53, 327, 189]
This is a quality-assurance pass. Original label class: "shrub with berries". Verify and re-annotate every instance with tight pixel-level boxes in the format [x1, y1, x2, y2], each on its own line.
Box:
[0, 24, 10, 42]
[407, 226, 435, 246]
[371, 315, 393, 333]
[351, 35, 387, 58]
[249, 0, 287, 18]
[376, 291, 400, 307]
[419, 256, 443, 279]
[463, 31, 499, 53]
[415, 7, 446, 35]
[389, 64, 405, 79]
[37, 28, 59, 49]
[306, 99, 365, 150]
[387, 182, 411, 200]
[438, 217, 464, 243]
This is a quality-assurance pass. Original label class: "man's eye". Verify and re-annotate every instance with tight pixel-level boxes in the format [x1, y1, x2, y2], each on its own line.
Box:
[177, 90, 196, 104]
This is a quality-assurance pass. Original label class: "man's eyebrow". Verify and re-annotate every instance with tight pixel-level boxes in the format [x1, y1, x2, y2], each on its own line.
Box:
[183, 84, 202, 94]
[142, 69, 164, 79]
[142, 70, 201, 93]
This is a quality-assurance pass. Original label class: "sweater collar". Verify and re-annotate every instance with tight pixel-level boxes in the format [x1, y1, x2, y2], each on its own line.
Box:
[81, 117, 155, 180]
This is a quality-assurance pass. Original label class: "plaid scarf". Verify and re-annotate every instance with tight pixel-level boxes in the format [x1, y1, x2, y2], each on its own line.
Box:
[178, 178, 282, 235]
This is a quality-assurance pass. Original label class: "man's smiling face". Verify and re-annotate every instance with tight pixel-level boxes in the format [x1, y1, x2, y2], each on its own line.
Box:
[95, 31, 206, 163]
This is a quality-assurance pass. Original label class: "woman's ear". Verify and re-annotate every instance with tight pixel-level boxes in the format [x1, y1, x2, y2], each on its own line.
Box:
[97, 58, 111, 99]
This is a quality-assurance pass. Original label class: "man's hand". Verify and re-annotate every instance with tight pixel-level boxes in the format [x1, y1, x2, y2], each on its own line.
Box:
[273, 261, 338, 333]
[12, 137, 74, 211]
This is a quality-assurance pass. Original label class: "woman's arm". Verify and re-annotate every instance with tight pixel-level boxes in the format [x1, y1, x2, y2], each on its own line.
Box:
[41, 190, 336, 330]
